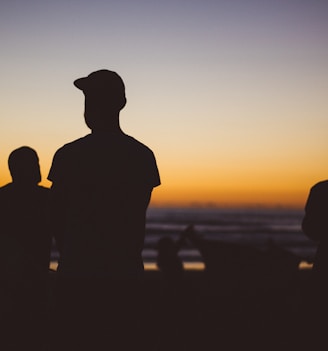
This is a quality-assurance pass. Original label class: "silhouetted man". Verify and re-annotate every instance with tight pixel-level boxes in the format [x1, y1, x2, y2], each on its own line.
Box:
[302, 180, 328, 348]
[302, 180, 328, 275]
[0, 146, 52, 350]
[48, 69, 160, 350]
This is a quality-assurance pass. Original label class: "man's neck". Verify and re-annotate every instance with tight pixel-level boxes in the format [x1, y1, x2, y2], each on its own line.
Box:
[86, 111, 123, 134]
[91, 120, 124, 135]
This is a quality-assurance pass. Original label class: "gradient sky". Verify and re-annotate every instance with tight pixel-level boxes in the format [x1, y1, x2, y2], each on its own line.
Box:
[1, 0, 327, 208]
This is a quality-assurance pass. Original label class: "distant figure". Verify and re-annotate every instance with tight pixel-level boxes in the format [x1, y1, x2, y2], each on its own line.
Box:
[157, 236, 184, 284]
[183, 225, 301, 281]
[48, 69, 160, 350]
[0, 146, 52, 350]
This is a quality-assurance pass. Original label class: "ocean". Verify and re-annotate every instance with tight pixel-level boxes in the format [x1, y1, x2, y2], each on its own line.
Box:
[142, 206, 316, 270]
[50, 206, 316, 271]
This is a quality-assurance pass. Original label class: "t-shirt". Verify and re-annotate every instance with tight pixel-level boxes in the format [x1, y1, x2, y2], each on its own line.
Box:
[302, 180, 328, 274]
[48, 132, 160, 278]
[0, 183, 51, 277]
[303, 180, 328, 242]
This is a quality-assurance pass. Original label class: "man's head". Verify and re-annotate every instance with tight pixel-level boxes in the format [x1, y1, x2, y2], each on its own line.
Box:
[74, 69, 127, 130]
[8, 146, 41, 185]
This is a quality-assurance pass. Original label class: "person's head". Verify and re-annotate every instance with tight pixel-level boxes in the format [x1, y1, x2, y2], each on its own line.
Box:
[8, 146, 41, 185]
[74, 69, 127, 131]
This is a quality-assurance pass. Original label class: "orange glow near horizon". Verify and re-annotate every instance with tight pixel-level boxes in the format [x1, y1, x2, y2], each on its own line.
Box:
[150, 185, 308, 209]
[0, 161, 320, 209]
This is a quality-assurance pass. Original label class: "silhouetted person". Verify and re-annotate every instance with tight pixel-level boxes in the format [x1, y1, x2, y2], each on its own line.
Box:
[301, 180, 328, 348]
[157, 236, 185, 284]
[48, 69, 160, 350]
[0, 146, 52, 350]
[302, 180, 328, 275]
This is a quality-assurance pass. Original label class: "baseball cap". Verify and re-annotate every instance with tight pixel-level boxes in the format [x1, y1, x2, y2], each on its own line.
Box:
[74, 69, 126, 109]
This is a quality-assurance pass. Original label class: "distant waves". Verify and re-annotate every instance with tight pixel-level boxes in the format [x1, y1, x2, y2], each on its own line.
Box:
[143, 207, 316, 266]
[50, 207, 316, 270]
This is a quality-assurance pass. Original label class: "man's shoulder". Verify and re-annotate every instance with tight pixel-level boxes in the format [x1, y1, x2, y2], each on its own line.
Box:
[51, 133, 158, 172]
[311, 180, 328, 192]
[48, 136, 91, 182]
[124, 135, 160, 186]
[55, 133, 153, 152]
[307, 180, 328, 208]
[55, 135, 91, 154]
[0, 183, 13, 194]
[124, 134, 152, 150]
[0, 184, 50, 194]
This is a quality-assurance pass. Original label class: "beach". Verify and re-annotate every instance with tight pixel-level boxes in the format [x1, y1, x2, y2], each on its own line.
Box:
[140, 207, 318, 351]
[139, 265, 315, 351]
[46, 264, 314, 351]
[47, 207, 318, 350]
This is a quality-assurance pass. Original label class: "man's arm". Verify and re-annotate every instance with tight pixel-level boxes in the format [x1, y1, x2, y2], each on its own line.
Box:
[48, 181, 66, 255]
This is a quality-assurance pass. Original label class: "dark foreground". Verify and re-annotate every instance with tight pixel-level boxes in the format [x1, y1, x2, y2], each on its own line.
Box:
[2, 267, 323, 351]
[141, 268, 322, 351]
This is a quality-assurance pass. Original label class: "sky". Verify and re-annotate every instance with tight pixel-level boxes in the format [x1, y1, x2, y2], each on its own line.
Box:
[1, 0, 328, 208]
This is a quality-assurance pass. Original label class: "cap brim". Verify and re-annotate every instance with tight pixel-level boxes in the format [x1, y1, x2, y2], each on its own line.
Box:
[73, 77, 87, 90]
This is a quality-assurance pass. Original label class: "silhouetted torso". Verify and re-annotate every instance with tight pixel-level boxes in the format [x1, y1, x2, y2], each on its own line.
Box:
[49, 132, 160, 278]
[302, 180, 328, 275]
[301, 181, 328, 348]
[0, 183, 51, 278]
